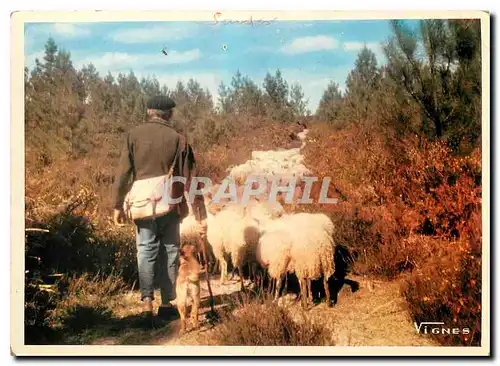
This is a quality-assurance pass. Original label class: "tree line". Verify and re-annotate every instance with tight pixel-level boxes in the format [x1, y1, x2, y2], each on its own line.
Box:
[24, 19, 481, 162]
[316, 19, 481, 153]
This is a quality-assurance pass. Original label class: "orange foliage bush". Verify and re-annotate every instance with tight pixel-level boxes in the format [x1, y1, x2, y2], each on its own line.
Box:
[302, 121, 482, 346]
[403, 224, 482, 346]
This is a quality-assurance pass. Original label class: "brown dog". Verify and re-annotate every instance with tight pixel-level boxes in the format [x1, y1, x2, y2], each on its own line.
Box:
[176, 243, 201, 333]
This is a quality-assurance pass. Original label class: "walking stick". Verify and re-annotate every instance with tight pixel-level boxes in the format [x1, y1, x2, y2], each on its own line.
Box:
[195, 198, 217, 322]
[192, 193, 218, 323]
[201, 233, 218, 322]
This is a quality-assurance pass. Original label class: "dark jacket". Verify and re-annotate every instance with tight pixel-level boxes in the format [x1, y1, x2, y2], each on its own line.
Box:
[112, 116, 207, 221]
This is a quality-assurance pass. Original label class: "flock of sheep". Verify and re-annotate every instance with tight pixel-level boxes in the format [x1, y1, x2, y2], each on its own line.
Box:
[180, 196, 336, 308]
[180, 127, 338, 308]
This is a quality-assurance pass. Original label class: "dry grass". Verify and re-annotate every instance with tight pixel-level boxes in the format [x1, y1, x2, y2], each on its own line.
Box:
[204, 300, 333, 346]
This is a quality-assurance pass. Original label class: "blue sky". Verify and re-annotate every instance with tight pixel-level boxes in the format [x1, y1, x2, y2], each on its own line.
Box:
[24, 19, 399, 112]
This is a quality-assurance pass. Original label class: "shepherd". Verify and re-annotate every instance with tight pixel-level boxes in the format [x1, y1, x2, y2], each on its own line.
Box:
[112, 95, 208, 322]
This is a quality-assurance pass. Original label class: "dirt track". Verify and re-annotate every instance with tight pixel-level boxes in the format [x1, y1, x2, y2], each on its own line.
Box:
[90, 272, 438, 347]
[168, 273, 438, 346]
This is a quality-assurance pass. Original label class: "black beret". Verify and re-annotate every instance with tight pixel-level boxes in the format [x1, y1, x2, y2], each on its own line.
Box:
[146, 95, 176, 110]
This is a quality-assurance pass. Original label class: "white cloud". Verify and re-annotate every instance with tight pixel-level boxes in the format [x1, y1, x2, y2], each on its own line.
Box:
[280, 35, 339, 55]
[75, 49, 201, 70]
[52, 23, 91, 38]
[162, 49, 201, 64]
[25, 23, 91, 43]
[110, 24, 196, 44]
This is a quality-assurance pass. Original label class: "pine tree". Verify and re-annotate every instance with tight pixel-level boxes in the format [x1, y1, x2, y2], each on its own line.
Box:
[263, 69, 293, 121]
[160, 85, 170, 97]
[289, 82, 309, 117]
[344, 46, 381, 121]
[140, 76, 161, 98]
[240, 77, 264, 116]
[42, 37, 58, 77]
[230, 69, 245, 114]
[221, 70, 265, 116]
[79, 63, 99, 104]
[217, 81, 233, 114]
[54, 50, 74, 74]
[263, 69, 289, 108]
[384, 19, 481, 150]
[346, 46, 380, 94]
[104, 72, 115, 85]
[317, 81, 343, 122]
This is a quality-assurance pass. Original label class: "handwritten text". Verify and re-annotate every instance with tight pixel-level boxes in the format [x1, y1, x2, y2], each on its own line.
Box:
[212, 12, 278, 27]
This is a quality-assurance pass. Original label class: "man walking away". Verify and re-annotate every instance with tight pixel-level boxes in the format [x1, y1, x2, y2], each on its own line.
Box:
[112, 95, 207, 321]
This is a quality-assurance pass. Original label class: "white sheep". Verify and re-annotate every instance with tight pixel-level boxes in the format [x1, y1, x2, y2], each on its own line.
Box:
[255, 214, 294, 299]
[287, 215, 335, 307]
[203, 198, 285, 291]
[289, 212, 335, 237]
[255, 212, 335, 307]
[205, 204, 258, 291]
[227, 147, 311, 183]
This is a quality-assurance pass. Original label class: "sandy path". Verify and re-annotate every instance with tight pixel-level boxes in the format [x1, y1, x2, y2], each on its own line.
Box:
[90, 273, 437, 346]
[161, 274, 438, 346]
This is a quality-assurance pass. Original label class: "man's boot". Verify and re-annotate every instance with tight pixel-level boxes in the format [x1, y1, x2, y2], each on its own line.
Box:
[143, 297, 153, 315]
[158, 302, 179, 320]
[134, 297, 154, 328]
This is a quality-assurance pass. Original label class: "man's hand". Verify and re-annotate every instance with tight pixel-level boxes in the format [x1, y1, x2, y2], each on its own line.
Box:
[198, 219, 207, 238]
[113, 209, 126, 227]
